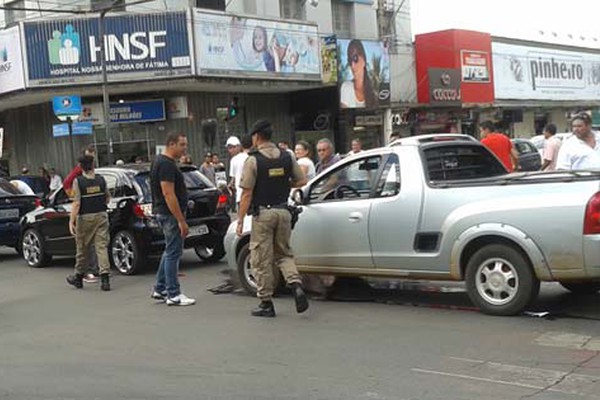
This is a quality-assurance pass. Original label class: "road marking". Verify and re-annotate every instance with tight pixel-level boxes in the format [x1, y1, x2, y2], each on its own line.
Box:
[411, 368, 548, 390]
[535, 331, 600, 351]
[448, 356, 485, 364]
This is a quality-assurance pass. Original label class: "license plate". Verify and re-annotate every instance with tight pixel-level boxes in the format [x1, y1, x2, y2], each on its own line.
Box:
[189, 224, 209, 237]
[0, 208, 19, 220]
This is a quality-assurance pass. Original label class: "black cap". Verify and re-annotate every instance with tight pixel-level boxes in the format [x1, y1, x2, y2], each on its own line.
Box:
[251, 119, 271, 135]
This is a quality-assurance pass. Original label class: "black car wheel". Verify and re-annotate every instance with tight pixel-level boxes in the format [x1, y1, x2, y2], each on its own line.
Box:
[236, 242, 282, 296]
[194, 241, 226, 263]
[22, 229, 52, 268]
[110, 230, 144, 275]
[559, 282, 600, 295]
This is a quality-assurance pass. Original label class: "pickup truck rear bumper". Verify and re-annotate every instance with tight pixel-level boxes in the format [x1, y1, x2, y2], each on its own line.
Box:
[583, 235, 600, 278]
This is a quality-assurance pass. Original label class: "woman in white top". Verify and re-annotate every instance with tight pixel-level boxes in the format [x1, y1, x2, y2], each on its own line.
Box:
[294, 140, 316, 180]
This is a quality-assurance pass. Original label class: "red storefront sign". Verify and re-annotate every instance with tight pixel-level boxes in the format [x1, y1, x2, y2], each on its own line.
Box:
[415, 29, 495, 105]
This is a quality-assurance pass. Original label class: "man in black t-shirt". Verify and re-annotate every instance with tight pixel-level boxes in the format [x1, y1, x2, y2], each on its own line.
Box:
[150, 133, 195, 307]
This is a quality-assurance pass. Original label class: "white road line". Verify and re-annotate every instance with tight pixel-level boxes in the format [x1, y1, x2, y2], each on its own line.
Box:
[411, 368, 557, 391]
[448, 357, 486, 364]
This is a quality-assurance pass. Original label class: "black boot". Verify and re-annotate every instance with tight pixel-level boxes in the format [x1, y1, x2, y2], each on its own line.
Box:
[66, 273, 84, 289]
[291, 282, 309, 314]
[100, 274, 111, 291]
[251, 301, 276, 318]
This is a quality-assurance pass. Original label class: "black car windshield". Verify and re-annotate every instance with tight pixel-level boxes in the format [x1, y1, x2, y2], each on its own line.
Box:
[134, 170, 215, 203]
[0, 179, 21, 195]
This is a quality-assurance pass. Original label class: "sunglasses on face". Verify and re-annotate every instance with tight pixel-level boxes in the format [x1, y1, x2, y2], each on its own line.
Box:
[349, 54, 360, 64]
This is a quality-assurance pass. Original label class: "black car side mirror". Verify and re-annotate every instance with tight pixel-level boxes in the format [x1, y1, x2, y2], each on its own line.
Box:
[292, 189, 305, 205]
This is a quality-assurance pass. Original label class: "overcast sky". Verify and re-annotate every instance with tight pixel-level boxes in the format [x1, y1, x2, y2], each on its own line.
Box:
[411, 0, 600, 48]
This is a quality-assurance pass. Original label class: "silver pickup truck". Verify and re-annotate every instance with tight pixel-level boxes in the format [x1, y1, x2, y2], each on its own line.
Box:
[224, 134, 600, 315]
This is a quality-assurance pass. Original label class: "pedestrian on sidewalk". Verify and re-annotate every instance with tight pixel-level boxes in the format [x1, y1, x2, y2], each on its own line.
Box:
[237, 119, 309, 317]
[66, 155, 111, 291]
[150, 133, 196, 306]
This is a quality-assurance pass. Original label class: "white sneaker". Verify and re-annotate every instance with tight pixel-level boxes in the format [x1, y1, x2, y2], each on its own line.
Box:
[83, 274, 98, 283]
[166, 293, 196, 306]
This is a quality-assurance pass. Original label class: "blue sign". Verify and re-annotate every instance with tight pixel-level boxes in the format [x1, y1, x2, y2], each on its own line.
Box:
[53, 95, 82, 117]
[110, 100, 165, 124]
[53, 122, 93, 138]
[24, 12, 192, 87]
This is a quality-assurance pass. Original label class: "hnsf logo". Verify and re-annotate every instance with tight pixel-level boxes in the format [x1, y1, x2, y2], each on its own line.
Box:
[528, 52, 585, 90]
[48, 24, 81, 66]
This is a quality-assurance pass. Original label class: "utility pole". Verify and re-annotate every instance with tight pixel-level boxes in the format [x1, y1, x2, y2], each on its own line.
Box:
[99, 8, 112, 166]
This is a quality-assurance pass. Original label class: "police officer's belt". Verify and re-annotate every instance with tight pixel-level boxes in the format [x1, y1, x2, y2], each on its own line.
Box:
[259, 203, 288, 210]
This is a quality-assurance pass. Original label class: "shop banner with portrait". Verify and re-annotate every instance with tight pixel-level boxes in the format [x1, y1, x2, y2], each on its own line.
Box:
[321, 35, 338, 84]
[337, 39, 390, 109]
[0, 26, 26, 94]
[23, 11, 193, 87]
[193, 9, 321, 81]
[493, 42, 600, 100]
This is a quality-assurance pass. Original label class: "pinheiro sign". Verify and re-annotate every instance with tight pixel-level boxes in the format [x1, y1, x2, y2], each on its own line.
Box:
[492, 42, 600, 100]
[23, 11, 193, 86]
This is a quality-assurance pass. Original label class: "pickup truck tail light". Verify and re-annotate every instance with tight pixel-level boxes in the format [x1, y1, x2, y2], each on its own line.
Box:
[133, 204, 147, 219]
[583, 192, 600, 234]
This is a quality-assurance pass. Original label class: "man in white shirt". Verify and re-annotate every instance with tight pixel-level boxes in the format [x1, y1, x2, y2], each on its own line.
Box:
[49, 168, 62, 193]
[230, 135, 251, 209]
[347, 138, 364, 156]
[556, 113, 600, 170]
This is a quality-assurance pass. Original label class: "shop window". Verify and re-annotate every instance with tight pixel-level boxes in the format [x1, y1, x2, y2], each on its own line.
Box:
[280, 0, 305, 20]
[332, 0, 353, 38]
[4, 0, 26, 26]
[196, 0, 226, 11]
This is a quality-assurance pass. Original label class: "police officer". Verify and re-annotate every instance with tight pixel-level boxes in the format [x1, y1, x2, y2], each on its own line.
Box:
[66, 155, 112, 291]
[237, 120, 309, 317]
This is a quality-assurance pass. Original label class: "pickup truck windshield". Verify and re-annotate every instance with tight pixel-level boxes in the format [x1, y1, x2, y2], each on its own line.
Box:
[423, 144, 508, 181]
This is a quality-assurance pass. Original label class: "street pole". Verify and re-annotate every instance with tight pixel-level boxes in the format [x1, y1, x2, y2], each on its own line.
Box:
[99, 10, 112, 166]
[67, 116, 76, 166]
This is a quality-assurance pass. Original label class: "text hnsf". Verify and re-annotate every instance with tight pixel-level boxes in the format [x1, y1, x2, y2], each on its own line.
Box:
[529, 57, 584, 90]
[89, 31, 167, 63]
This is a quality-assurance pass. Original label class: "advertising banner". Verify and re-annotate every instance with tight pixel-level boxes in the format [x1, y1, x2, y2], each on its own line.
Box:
[338, 39, 390, 109]
[461, 50, 490, 83]
[52, 122, 93, 138]
[53, 95, 82, 119]
[0, 26, 26, 94]
[428, 68, 461, 106]
[24, 11, 192, 87]
[321, 35, 338, 84]
[193, 9, 321, 80]
[493, 42, 600, 100]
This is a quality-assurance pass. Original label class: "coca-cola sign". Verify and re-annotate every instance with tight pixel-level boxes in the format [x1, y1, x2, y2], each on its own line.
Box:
[428, 68, 461, 106]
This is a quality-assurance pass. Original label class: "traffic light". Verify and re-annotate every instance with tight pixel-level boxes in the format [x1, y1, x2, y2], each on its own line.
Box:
[226, 97, 239, 121]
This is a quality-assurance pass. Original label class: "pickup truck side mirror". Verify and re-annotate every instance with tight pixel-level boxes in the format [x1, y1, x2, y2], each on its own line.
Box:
[292, 188, 305, 205]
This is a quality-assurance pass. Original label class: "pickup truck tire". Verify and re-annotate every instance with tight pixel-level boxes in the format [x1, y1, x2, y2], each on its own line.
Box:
[559, 282, 600, 295]
[237, 242, 282, 296]
[465, 244, 540, 316]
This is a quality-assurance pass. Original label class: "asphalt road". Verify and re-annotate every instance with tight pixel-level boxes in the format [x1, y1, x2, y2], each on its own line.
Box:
[0, 247, 599, 400]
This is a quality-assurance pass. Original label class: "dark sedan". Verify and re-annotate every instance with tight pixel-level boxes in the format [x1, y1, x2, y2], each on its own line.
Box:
[512, 138, 542, 171]
[0, 178, 38, 252]
[20, 164, 230, 275]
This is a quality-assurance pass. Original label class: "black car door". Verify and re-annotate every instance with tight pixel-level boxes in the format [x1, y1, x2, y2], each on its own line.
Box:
[40, 188, 75, 255]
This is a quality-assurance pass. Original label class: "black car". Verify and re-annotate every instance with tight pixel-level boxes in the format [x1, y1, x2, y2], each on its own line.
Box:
[20, 164, 230, 275]
[0, 178, 38, 252]
[512, 138, 542, 171]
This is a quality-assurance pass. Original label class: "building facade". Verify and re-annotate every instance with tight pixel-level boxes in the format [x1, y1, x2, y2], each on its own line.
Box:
[0, 0, 413, 176]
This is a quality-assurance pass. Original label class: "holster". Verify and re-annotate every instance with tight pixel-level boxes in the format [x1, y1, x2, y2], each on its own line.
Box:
[249, 203, 260, 217]
[287, 205, 303, 230]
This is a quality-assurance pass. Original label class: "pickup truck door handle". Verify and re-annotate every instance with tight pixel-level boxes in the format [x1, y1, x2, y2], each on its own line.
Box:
[348, 212, 363, 223]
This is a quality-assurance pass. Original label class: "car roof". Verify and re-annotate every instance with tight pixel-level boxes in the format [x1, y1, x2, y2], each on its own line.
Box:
[96, 163, 199, 175]
[389, 134, 478, 147]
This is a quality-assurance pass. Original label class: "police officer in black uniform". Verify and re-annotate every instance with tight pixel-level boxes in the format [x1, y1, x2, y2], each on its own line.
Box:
[66, 155, 112, 291]
[237, 120, 308, 317]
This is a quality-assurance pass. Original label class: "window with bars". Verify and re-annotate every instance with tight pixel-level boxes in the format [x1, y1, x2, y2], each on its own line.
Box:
[332, 0, 353, 38]
[4, 0, 26, 26]
[280, 0, 305, 20]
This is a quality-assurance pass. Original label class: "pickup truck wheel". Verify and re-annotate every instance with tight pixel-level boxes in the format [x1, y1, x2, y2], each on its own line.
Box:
[559, 282, 600, 295]
[22, 229, 52, 268]
[465, 244, 539, 316]
[110, 230, 144, 275]
[194, 241, 226, 263]
[236, 242, 282, 296]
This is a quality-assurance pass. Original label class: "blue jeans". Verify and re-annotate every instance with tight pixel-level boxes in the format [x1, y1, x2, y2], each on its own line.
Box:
[154, 214, 183, 298]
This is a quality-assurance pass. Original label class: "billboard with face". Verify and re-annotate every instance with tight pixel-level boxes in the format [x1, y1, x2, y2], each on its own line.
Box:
[337, 39, 390, 109]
